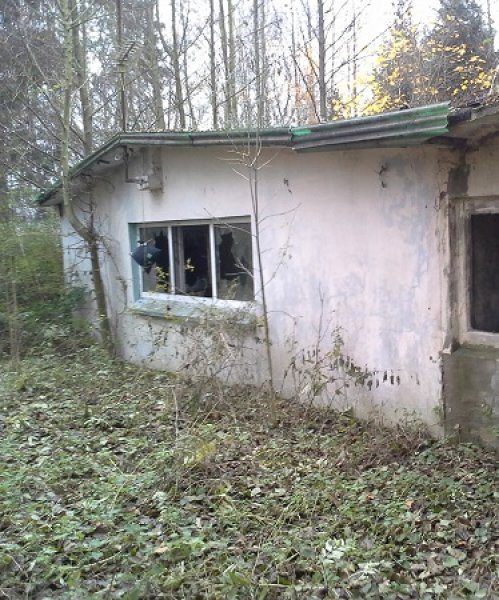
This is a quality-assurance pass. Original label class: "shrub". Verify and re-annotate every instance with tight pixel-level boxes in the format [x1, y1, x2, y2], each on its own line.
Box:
[0, 208, 87, 358]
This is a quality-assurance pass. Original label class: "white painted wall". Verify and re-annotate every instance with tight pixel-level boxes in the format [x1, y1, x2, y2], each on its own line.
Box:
[64, 142, 451, 429]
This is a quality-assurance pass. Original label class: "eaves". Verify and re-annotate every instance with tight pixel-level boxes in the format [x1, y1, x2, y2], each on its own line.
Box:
[36, 103, 451, 206]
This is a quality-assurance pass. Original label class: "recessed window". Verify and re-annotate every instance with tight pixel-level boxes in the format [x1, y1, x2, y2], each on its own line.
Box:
[470, 213, 499, 333]
[135, 220, 253, 301]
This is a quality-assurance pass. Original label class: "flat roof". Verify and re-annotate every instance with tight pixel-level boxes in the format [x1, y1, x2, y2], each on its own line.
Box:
[36, 102, 458, 205]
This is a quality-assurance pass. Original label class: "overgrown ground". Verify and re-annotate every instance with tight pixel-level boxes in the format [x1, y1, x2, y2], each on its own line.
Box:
[0, 347, 497, 599]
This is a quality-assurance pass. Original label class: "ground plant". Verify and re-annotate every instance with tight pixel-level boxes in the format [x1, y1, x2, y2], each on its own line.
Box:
[0, 346, 497, 599]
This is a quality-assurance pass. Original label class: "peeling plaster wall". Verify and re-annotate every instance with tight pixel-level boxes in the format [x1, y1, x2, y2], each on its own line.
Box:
[65, 143, 449, 429]
[60, 213, 98, 327]
[254, 146, 447, 429]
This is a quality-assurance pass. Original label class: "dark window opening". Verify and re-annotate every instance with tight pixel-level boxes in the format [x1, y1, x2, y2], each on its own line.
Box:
[174, 225, 211, 297]
[141, 226, 170, 292]
[215, 223, 253, 300]
[470, 213, 499, 332]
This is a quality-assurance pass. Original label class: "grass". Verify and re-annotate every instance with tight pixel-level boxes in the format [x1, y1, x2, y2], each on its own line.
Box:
[0, 346, 497, 599]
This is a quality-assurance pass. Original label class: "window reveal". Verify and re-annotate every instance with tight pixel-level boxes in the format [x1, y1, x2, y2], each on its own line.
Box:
[137, 221, 253, 301]
[470, 213, 499, 333]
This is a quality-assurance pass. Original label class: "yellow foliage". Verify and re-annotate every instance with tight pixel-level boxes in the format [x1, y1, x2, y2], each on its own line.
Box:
[183, 439, 217, 467]
[366, 12, 493, 112]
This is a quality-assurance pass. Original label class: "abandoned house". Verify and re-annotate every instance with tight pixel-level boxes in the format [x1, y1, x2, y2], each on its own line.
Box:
[38, 102, 499, 449]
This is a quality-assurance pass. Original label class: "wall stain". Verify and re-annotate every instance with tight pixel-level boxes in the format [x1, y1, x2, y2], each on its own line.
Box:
[447, 149, 470, 198]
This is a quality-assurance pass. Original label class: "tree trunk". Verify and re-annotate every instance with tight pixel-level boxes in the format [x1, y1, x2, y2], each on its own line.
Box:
[317, 0, 327, 121]
[61, 0, 113, 355]
[183, 41, 196, 129]
[7, 244, 20, 363]
[209, 0, 218, 128]
[69, 0, 93, 154]
[253, 0, 267, 128]
[351, 0, 357, 116]
[171, 0, 186, 129]
[147, 0, 166, 129]
[219, 0, 231, 127]
[260, 0, 267, 125]
[227, 0, 237, 123]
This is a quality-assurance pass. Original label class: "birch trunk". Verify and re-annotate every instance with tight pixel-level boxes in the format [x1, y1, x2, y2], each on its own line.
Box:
[209, 0, 218, 128]
[171, 0, 186, 129]
[317, 0, 327, 121]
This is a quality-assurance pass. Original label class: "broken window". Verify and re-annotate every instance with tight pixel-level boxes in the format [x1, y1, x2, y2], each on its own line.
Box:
[470, 213, 499, 333]
[135, 220, 253, 301]
[215, 222, 253, 301]
[140, 226, 170, 293]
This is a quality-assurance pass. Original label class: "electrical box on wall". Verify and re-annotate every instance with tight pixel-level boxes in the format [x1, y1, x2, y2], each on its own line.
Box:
[137, 148, 164, 192]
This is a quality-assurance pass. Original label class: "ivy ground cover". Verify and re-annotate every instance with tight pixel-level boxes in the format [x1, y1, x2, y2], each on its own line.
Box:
[0, 347, 497, 599]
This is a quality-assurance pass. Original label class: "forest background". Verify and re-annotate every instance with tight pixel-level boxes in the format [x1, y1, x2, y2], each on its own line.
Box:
[1, 0, 498, 357]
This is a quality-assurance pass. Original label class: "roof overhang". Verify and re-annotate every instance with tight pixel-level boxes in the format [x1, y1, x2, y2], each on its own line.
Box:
[291, 102, 450, 151]
[446, 104, 499, 146]
[38, 101, 479, 206]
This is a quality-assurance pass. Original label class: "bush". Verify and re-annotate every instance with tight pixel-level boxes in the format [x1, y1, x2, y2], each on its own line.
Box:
[0, 208, 88, 358]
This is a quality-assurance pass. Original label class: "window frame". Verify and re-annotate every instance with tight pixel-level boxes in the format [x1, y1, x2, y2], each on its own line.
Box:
[453, 196, 499, 347]
[132, 217, 255, 308]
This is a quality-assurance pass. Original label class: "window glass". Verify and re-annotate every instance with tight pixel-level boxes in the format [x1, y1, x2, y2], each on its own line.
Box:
[139, 226, 170, 293]
[215, 223, 253, 300]
[174, 225, 211, 297]
[470, 213, 499, 332]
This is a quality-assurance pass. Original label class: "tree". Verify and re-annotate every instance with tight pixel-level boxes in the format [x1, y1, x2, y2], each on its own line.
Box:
[0, 1, 64, 192]
[60, 0, 114, 353]
[424, 0, 496, 105]
[366, 0, 424, 113]
[367, 0, 497, 113]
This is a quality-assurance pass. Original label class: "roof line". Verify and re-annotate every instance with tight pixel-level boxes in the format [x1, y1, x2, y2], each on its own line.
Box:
[36, 103, 450, 205]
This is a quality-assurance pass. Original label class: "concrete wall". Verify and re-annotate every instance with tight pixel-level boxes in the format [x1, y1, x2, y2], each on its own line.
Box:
[441, 138, 499, 449]
[443, 346, 499, 449]
[65, 143, 450, 429]
[60, 216, 98, 327]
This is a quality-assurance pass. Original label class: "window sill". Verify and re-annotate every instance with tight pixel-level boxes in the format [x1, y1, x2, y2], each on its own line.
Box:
[129, 294, 258, 328]
[460, 330, 499, 350]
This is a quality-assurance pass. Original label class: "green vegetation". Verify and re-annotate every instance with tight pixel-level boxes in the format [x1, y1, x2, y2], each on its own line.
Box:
[0, 209, 87, 360]
[0, 347, 497, 599]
